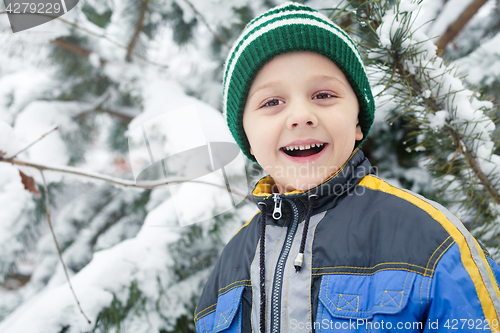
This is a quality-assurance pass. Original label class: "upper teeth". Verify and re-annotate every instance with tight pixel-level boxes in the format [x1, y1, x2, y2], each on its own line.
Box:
[284, 143, 324, 151]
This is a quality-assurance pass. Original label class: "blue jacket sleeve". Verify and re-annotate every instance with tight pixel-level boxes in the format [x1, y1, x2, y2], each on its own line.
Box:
[425, 243, 500, 332]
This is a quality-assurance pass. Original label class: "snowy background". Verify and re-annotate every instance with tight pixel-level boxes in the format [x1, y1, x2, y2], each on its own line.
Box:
[0, 0, 499, 332]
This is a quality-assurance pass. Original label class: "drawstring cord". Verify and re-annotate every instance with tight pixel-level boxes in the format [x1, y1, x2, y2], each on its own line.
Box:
[258, 202, 267, 333]
[294, 194, 318, 273]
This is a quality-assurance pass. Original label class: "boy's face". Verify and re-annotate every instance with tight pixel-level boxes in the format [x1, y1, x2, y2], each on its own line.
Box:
[243, 51, 363, 193]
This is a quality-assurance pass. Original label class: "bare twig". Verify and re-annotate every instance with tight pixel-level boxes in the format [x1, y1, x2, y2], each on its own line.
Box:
[40, 170, 92, 324]
[10, 125, 59, 159]
[69, 88, 138, 122]
[0, 157, 252, 202]
[93, 107, 136, 122]
[126, 0, 149, 62]
[180, 0, 229, 47]
[436, 0, 489, 51]
[73, 90, 138, 121]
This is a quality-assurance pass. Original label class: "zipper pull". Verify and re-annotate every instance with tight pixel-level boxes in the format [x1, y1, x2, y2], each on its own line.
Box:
[272, 193, 282, 220]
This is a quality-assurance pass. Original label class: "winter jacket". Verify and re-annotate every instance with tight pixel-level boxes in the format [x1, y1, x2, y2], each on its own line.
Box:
[194, 149, 500, 332]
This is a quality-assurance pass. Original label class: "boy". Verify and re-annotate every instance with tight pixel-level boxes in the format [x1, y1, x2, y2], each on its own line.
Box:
[195, 2, 500, 332]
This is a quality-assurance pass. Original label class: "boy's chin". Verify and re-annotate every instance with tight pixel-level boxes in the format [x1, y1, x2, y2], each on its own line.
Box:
[274, 176, 326, 194]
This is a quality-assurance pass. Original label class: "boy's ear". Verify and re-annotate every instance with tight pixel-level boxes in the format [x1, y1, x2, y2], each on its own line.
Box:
[355, 123, 363, 141]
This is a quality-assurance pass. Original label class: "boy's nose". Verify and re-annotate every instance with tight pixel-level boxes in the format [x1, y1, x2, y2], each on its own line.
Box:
[286, 103, 318, 129]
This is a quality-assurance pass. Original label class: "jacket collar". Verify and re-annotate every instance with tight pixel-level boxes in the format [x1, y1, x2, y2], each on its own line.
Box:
[251, 149, 373, 226]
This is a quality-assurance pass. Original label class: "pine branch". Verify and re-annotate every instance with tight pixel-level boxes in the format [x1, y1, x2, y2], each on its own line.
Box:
[402, 66, 500, 204]
[126, 0, 149, 62]
[40, 170, 92, 324]
[360, 0, 500, 233]
[180, 0, 229, 47]
[436, 0, 489, 51]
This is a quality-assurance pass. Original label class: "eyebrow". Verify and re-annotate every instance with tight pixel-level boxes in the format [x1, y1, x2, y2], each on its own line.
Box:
[247, 81, 281, 101]
[313, 74, 349, 89]
[247, 74, 349, 101]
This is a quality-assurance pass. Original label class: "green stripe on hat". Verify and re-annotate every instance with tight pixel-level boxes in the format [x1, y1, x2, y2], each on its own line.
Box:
[223, 2, 375, 163]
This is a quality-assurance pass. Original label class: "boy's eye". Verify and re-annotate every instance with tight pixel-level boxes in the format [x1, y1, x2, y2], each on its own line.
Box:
[261, 98, 283, 108]
[313, 92, 335, 99]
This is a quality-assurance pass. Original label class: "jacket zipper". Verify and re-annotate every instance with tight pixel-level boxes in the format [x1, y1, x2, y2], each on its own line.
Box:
[270, 196, 299, 333]
[273, 193, 282, 219]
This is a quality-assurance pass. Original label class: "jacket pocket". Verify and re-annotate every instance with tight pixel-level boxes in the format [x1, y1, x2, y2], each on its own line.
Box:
[315, 270, 417, 331]
[196, 285, 244, 333]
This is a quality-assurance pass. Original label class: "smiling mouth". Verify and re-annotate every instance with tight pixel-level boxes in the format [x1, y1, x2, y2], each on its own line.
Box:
[281, 143, 326, 157]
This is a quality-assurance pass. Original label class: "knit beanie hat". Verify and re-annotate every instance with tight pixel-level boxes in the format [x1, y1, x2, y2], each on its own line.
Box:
[222, 2, 375, 162]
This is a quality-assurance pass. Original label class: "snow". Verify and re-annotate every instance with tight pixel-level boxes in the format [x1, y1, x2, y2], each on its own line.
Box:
[454, 32, 500, 85]
[175, 0, 241, 29]
[399, 1, 419, 13]
[427, 0, 474, 38]
[414, 0, 445, 36]
[127, 75, 248, 226]
[428, 110, 449, 129]
[13, 100, 95, 182]
[0, 197, 182, 333]
[0, 70, 56, 124]
[0, 163, 35, 282]
[0, 120, 22, 157]
[88, 52, 101, 68]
